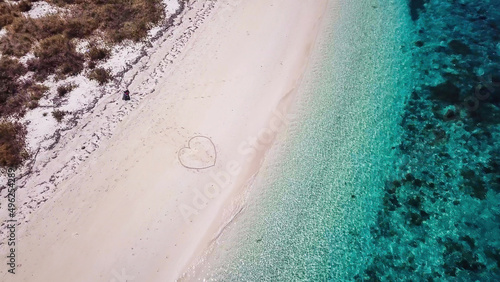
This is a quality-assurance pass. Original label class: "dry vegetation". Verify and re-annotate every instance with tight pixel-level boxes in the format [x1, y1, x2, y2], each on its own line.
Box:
[88, 46, 110, 62]
[1, 0, 163, 57]
[27, 34, 85, 80]
[57, 82, 75, 97]
[0, 121, 27, 167]
[51, 109, 66, 122]
[88, 67, 112, 85]
[0, 0, 165, 167]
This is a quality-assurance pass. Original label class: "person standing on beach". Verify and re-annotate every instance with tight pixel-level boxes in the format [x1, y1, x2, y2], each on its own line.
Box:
[123, 89, 131, 101]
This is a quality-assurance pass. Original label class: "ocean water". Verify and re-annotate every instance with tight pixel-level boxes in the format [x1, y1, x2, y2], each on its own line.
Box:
[363, 0, 500, 280]
[189, 0, 500, 280]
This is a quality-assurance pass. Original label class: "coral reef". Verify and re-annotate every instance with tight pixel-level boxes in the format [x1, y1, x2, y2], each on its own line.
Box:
[360, 0, 500, 280]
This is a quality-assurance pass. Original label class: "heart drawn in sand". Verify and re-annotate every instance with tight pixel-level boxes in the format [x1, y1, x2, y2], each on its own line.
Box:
[178, 136, 217, 169]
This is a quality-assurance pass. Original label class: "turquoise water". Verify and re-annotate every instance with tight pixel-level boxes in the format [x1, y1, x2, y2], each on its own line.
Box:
[190, 0, 500, 280]
[364, 0, 500, 280]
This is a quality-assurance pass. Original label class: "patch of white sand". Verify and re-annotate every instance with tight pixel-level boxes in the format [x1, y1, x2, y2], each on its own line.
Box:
[164, 0, 181, 16]
[22, 1, 60, 19]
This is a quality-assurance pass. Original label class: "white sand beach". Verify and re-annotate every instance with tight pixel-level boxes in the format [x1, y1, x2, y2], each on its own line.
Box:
[1, 0, 329, 280]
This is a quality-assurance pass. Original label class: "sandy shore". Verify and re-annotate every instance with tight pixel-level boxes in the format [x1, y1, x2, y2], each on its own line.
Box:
[2, 0, 328, 280]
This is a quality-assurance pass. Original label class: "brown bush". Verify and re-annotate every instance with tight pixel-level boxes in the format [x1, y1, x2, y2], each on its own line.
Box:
[18, 1, 32, 12]
[87, 60, 96, 69]
[27, 34, 84, 80]
[0, 121, 27, 167]
[27, 100, 38, 109]
[0, 57, 27, 113]
[34, 15, 67, 39]
[4, 94, 29, 116]
[63, 17, 97, 39]
[0, 14, 14, 29]
[28, 83, 49, 101]
[1, 0, 163, 56]
[114, 19, 150, 42]
[0, 10, 14, 27]
[52, 109, 66, 122]
[88, 67, 111, 85]
[0, 15, 67, 57]
[49, 0, 82, 7]
[52, 0, 163, 42]
[0, 29, 34, 56]
[7, 16, 37, 36]
[88, 46, 110, 61]
[82, 0, 163, 43]
[0, 56, 27, 78]
[57, 83, 75, 96]
[0, 78, 49, 117]
[0, 16, 38, 57]
[0, 3, 20, 29]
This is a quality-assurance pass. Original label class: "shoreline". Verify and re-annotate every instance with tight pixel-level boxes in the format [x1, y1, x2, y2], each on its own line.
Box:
[156, 0, 331, 279]
[1, 0, 330, 281]
[179, 0, 334, 279]
[178, 0, 414, 279]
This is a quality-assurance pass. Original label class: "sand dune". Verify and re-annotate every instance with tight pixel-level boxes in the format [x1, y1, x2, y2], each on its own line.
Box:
[2, 0, 328, 280]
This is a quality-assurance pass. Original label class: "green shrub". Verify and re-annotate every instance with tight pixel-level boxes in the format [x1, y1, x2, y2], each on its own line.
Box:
[88, 67, 111, 85]
[0, 121, 27, 167]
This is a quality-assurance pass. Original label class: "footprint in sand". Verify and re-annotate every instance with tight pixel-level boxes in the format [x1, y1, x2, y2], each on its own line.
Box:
[178, 136, 216, 169]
